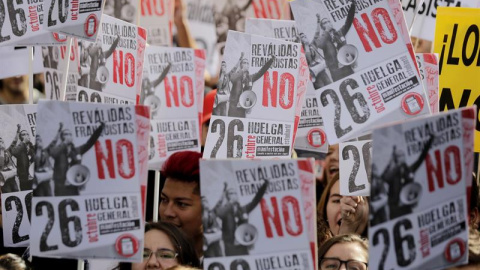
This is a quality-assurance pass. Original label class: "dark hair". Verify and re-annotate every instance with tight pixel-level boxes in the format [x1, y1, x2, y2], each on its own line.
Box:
[471, 173, 479, 212]
[160, 151, 202, 194]
[0, 253, 31, 270]
[115, 222, 200, 270]
[318, 234, 369, 261]
[316, 173, 339, 246]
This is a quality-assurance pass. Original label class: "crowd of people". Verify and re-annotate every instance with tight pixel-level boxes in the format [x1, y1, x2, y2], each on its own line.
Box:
[0, 0, 479, 270]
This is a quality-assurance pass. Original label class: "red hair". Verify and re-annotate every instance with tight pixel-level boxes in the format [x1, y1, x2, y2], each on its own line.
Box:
[160, 151, 202, 187]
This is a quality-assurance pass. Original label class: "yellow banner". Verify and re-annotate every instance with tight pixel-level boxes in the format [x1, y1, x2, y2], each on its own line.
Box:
[434, 7, 480, 152]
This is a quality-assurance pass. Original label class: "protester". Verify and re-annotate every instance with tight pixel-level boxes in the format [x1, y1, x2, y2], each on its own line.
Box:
[324, 144, 339, 184]
[116, 222, 200, 270]
[159, 151, 203, 258]
[166, 266, 201, 270]
[317, 174, 369, 246]
[318, 234, 368, 270]
[0, 253, 31, 270]
[0, 76, 41, 105]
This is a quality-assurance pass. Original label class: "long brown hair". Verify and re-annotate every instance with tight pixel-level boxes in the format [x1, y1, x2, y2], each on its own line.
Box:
[316, 173, 339, 246]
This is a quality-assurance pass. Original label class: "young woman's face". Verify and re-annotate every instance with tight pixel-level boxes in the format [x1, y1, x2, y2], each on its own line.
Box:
[321, 242, 368, 270]
[326, 181, 343, 235]
[132, 229, 179, 270]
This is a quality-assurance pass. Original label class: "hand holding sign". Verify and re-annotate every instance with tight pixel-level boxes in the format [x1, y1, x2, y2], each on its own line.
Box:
[339, 196, 368, 235]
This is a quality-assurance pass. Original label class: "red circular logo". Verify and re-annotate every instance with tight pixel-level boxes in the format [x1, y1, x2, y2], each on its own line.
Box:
[444, 238, 466, 263]
[52, 32, 67, 42]
[307, 128, 326, 148]
[115, 234, 139, 257]
[84, 14, 99, 37]
[401, 92, 424, 116]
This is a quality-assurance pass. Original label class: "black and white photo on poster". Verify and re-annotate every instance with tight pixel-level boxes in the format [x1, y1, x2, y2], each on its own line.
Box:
[202, 179, 268, 257]
[369, 107, 475, 269]
[104, 0, 138, 23]
[33, 121, 104, 197]
[77, 37, 121, 92]
[0, 105, 37, 194]
[214, 50, 275, 118]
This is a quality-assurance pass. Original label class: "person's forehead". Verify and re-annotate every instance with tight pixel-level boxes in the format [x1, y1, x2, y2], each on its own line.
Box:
[325, 242, 367, 262]
[163, 178, 199, 199]
[144, 229, 175, 251]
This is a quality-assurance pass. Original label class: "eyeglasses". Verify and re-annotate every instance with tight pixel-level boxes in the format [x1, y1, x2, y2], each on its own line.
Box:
[320, 258, 368, 270]
[143, 248, 178, 261]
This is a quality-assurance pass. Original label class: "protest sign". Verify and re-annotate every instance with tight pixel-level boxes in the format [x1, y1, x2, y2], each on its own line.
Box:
[0, 0, 68, 46]
[416, 53, 439, 114]
[0, 105, 37, 247]
[139, 0, 173, 46]
[0, 47, 44, 79]
[141, 46, 201, 169]
[194, 49, 206, 138]
[213, 0, 291, 65]
[434, 7, 480, 152]
[369, 107, 475, 269]
[185, 0, 219, 77]
[200, 159, 314, 269]
[41, 41, 81, 101]
[104, 0, 138, 23]
[246, 18, 328, 154]
[42, 0, 105, 41]
[72, 14, 147, 104]
[30, 101, 149, 261]
[339, 139, 372, 196]
[203, 31, 302, 159]
[291, 0, 430, 144]
[401, 0, 480, 42]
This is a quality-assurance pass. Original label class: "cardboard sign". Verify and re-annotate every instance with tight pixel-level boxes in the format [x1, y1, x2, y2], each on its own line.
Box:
[339, 139, 372, 196]
[0, 47, 44, 79]
[141, 46, 201, 169]
[416, 53, 439, 114]
[369, 107, 475, 269]
[0, 0, 67, 46]
[41, 41, 81, 101]
[42, 0, 105, 41]
[246, 18, 328, 154]
[203, 31, 303, 159]
[103, 0, 139, 24]
[291, 0, 430, 144]
[185, 0, 219, 77]
[139, 0, 173, 46]
[30, 101, 149, 261]
[71, 15, 147, 104]
[434, 7, 480, 152]
[401, 0, 480, 42]
[200, 159, 314, 269]
[0, 104, 37, 247]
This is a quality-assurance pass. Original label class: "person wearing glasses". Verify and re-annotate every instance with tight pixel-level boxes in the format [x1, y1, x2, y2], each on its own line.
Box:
[116, 222, 200, 270]
[318, 234, 368, 270]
